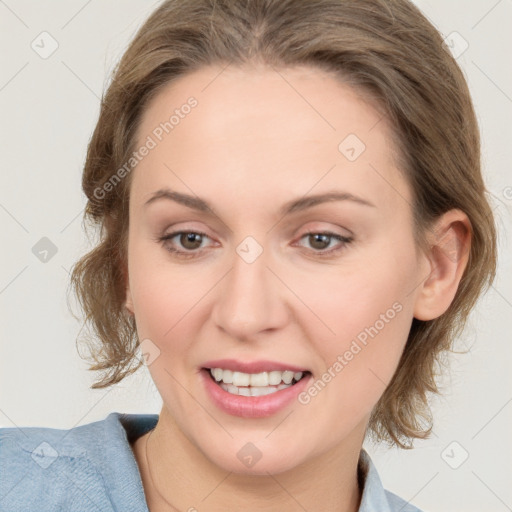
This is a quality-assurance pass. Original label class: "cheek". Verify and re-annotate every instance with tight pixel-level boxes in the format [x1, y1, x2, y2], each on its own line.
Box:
[128, 259, 209, 408]
[127, 241, 217, 366]
[296, 257, 412, 351]
[295, 248, 417, 419]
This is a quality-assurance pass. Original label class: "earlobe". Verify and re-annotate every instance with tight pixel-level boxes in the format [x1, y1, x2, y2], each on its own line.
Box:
[413, 209, 472, 321]
[123, 265, 134, 316]
[125, 287, 134, 316]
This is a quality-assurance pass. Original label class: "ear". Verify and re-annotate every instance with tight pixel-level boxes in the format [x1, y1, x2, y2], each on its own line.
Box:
[123, 263, 134, 316]
[413, 209, 472, 321]
[125, 286, 134, 316]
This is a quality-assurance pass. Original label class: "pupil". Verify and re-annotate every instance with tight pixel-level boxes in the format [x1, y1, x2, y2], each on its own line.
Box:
[311, 234, 329, 249]
[183, 233, 202, 249]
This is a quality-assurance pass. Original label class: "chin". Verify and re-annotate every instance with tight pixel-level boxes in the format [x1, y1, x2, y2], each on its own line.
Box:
[195, 433, 314, 476]
[212, 449, 304, 476]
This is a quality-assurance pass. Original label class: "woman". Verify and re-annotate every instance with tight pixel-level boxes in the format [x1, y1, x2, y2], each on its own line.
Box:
[0, 0, 497, 511]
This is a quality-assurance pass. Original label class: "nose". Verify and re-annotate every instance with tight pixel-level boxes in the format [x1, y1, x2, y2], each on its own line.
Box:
[211, 242, 289, 341]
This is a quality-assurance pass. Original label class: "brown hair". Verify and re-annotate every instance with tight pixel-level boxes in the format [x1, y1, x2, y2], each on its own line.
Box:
[68, 0, 498, 448]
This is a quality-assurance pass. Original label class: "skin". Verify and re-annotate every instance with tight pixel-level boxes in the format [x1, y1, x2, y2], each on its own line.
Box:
[124, 62, 471, 512]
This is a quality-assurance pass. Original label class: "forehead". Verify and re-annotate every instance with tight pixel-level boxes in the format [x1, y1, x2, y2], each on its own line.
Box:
[130, 64, 411, 218]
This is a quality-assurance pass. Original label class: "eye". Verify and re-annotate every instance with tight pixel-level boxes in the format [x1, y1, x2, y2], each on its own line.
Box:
[157, 230, 214, 259]
[296, 231, 354, 257]
[156, 230, 354, 259]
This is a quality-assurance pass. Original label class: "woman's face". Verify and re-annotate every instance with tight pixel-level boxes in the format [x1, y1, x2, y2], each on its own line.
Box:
[125, 63, 430, 474]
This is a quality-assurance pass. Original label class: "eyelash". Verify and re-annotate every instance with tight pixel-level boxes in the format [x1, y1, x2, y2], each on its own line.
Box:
[156, 230, 354, 259]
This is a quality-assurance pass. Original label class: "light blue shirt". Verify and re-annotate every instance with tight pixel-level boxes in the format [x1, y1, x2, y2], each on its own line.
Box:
[0, 412, 422, 511]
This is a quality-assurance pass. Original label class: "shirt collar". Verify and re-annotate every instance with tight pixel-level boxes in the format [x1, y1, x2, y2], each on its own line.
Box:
[93, 412, 397, 511]
[357, 448, 394, 511]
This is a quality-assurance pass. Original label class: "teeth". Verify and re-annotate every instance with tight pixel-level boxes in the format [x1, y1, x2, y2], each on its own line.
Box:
[282, 370, 294, 384]
[250, 372, 268, 387]
[209, 368, 305, 389]
[222, 369, 233, 384]
[238, 387, 251, 397]
[219, 382, 290, 396]
[250, 386, 276, 397]
[225, 384, 238, 394]
[232, 371, 250, 387]
[268, 371, 282, 385]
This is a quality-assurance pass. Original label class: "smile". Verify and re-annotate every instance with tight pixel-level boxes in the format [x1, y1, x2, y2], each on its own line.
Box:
[208, 368, 308, 396]
[200, 365, 313, 418]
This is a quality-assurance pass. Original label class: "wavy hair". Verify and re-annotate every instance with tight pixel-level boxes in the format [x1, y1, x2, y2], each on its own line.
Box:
[68, 0, 498, 448]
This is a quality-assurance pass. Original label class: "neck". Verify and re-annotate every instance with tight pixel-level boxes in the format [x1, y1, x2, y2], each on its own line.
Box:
[134, 406, 365, 512]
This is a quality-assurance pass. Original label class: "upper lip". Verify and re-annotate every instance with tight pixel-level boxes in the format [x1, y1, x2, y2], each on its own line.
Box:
[202, 359, 309, 374]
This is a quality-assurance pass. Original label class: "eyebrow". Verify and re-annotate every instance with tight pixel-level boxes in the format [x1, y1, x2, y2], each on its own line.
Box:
[143, 187, 376, 216]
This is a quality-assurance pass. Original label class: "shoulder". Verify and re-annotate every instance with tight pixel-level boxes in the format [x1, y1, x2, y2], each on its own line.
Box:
[0, 412, 158, 512]
[358, 450, 424, 512]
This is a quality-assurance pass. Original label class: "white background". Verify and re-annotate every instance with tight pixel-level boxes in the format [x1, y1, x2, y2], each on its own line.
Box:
[1, 1, 511, 511]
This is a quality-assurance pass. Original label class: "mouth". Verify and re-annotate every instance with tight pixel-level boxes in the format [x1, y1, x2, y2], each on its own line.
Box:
[199, 362, 314, 418]
[203, 367, 312, 397]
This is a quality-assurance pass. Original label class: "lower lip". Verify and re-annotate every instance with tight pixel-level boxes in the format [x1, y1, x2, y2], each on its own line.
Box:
[200, 368, 312, 418]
